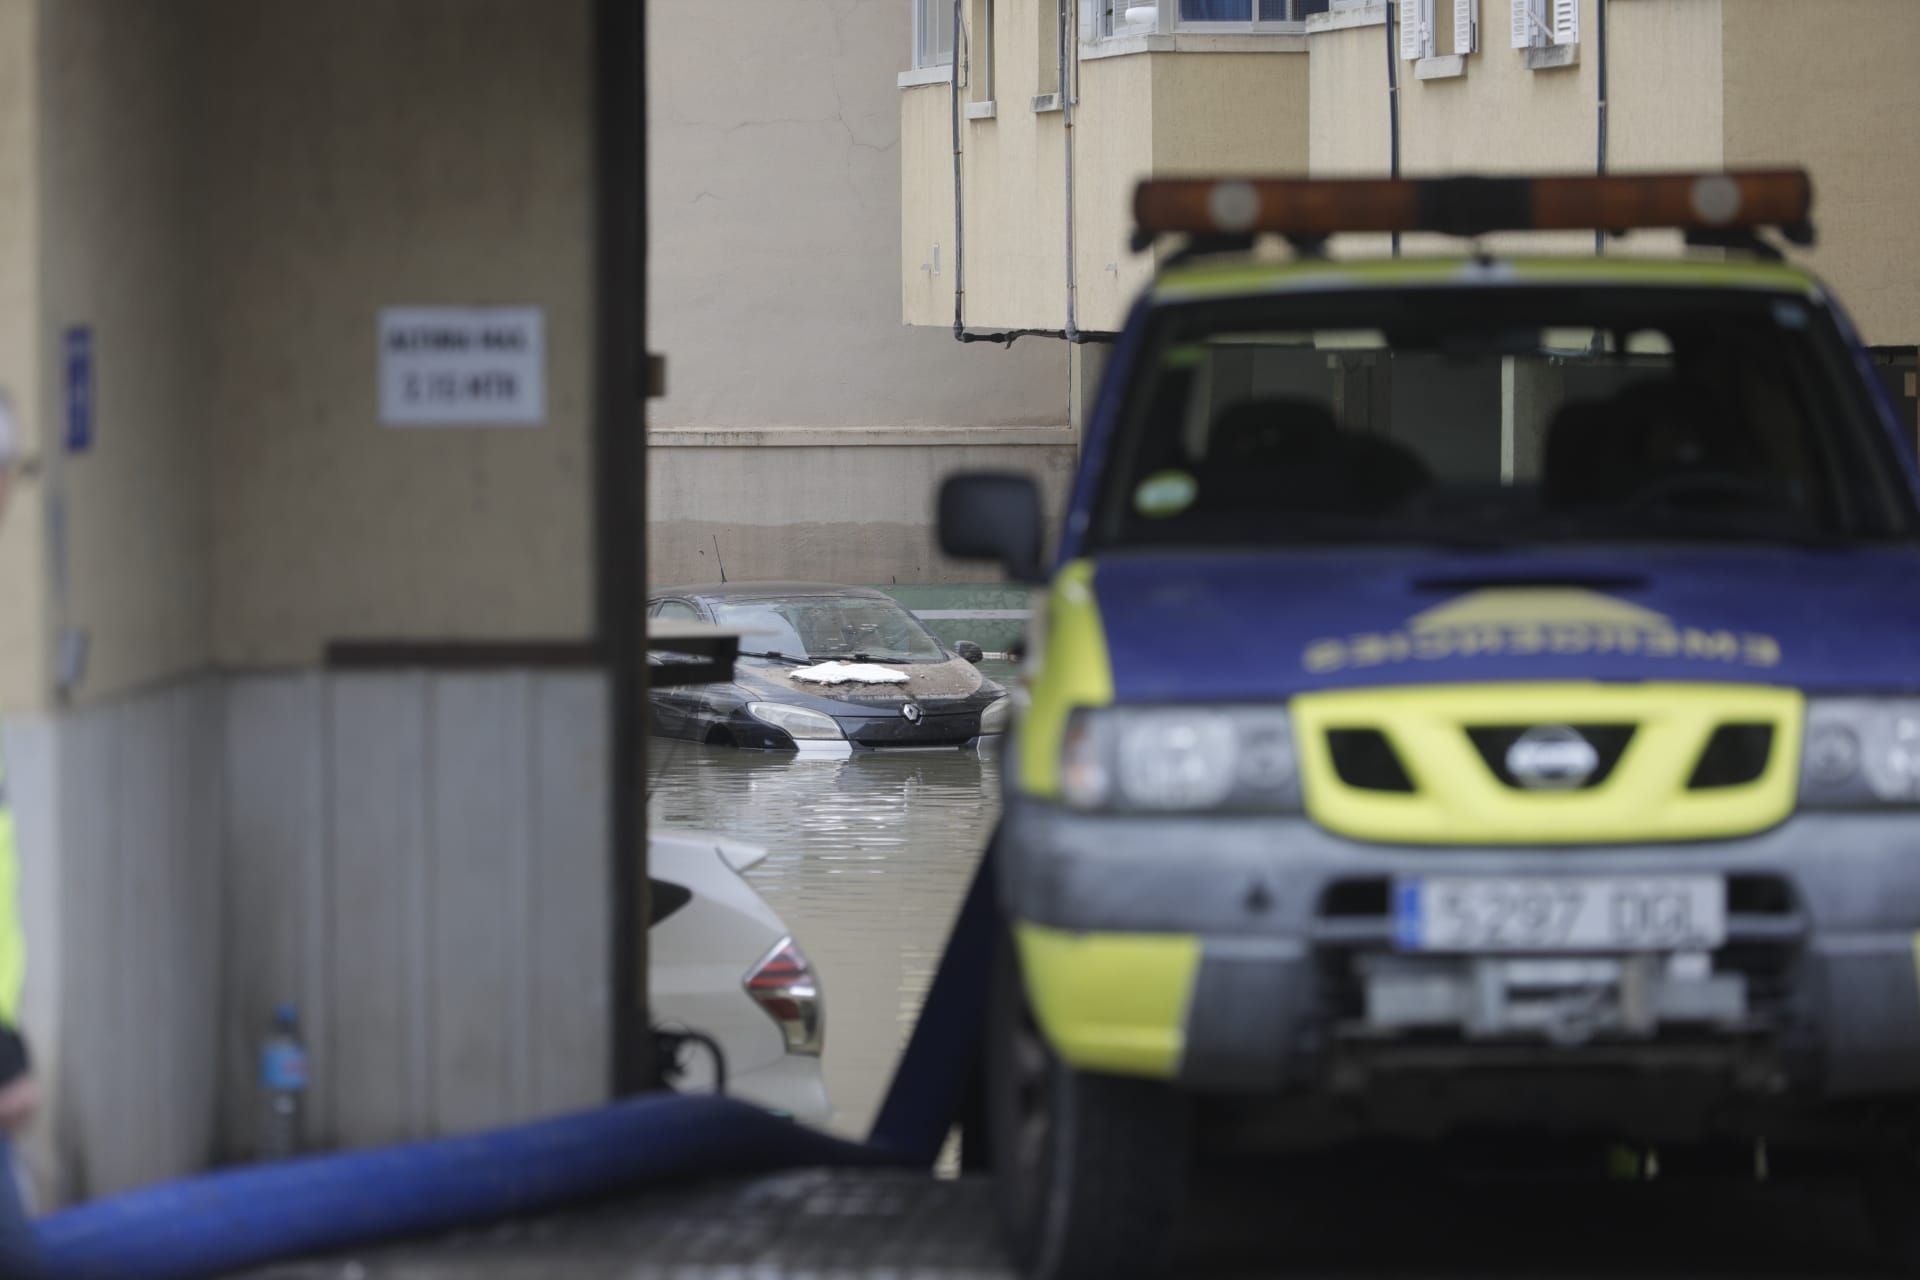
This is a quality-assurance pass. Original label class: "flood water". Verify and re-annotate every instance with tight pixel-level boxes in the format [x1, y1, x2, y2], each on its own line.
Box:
[645, 670, 1009, 1137]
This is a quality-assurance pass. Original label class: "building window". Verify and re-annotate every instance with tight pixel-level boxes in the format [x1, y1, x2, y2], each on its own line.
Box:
[1179, 0, 1328, 20]
[1039, 0, 1066, 96]
[915, 0, 956, 68]
[1510, 0, 1577, 49]
[1399, 0, 1435, 59]
[1441, 0, 1478, 56]
[1092, 0, 1327, 39]
[971, 0, 997, 102]
[1094, 1, 1144, 41]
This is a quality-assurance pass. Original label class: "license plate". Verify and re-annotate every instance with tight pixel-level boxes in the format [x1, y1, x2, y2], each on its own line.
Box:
[1394, 876, 1725, 952]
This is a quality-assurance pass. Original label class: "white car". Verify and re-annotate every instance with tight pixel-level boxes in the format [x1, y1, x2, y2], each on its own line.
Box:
[649, 829, 832, 1124]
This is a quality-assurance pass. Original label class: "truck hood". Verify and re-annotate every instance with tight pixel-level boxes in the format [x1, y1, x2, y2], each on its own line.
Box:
[1088, 545, 1920, 701]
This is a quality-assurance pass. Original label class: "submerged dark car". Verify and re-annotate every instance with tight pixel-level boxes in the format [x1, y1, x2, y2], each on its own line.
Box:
[648, 583, 1011, 752]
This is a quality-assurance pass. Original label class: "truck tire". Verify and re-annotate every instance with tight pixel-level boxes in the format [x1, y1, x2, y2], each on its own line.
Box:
[1862, 1164, 1920, 1273]
[987, 925, 1190, 1280]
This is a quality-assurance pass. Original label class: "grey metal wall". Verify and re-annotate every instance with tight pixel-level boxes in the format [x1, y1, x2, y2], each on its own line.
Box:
[7, 669, 609, 1202]
[7, 680, 224, 1202]
[221, 671, 610, 1156]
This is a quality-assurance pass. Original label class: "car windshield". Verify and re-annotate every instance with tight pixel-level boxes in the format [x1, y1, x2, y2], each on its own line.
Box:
[1093, 284, 1917, 551]
[712, 595, 948, 663]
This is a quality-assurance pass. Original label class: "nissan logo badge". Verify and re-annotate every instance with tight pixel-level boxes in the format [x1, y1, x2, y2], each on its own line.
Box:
[902, 702, 923, 724]
[1505, 725, 1599, 790]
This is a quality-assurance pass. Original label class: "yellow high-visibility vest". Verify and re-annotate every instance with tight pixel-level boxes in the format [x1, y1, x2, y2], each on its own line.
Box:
[0, 765, 23, 1027]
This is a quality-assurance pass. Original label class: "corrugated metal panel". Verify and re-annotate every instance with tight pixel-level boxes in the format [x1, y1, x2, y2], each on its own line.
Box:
[222, 675, 328, 1157]
[6, 669, 606, 1195]
[426, 674, 534, 1134]
[528, 674, 609, 1114]
[5, 682, 227, 1199]
[326, 674, 430, 1148]
[221, 671, 609, 1154]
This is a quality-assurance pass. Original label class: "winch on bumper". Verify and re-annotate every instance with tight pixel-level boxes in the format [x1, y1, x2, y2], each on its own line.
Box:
[999, 798, 1920, 1109]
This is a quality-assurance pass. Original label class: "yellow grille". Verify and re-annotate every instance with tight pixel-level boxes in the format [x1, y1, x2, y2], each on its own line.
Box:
[1291, 682, 1803, 845]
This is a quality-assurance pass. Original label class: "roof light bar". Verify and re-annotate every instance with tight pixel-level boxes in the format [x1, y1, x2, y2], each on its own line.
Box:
[1133, 170, 1814, 246]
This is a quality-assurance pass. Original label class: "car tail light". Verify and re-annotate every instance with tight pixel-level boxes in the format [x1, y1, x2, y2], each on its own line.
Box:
[744, 937, 823, 1056]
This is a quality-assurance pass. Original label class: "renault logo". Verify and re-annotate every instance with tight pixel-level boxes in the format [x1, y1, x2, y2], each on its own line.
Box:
[1505, 725, 1600, 790]
[901, 702, 924, 724]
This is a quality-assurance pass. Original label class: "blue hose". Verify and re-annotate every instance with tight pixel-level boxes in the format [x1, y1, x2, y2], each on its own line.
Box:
[35, 1093, 898, 1280]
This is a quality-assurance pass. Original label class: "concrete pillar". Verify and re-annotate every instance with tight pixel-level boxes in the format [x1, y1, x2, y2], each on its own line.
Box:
[0, 0, 46, 712]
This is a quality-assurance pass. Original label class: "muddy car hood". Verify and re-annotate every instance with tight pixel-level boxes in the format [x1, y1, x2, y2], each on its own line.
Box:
[733, 655, 992, 709]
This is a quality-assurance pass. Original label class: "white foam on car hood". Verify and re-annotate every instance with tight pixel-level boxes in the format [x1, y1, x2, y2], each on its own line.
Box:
[790, 661, 910, 685]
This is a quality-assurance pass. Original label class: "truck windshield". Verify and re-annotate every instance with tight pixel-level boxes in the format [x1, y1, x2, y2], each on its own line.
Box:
[1093, 285, 1916, 550]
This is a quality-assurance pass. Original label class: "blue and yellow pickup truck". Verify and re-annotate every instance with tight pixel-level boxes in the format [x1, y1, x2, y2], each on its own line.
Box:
[940, 172, 1920, 1279]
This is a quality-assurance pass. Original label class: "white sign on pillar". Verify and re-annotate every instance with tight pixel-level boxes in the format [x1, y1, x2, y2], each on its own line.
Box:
[378, 306, 546, 426]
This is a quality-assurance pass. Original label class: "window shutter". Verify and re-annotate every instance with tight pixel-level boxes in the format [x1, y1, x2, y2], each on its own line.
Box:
[1454, 0, 1476, 54]
[1510, 0, 1533, 48]
[1400, 0, 1428, 60]
[1551, 0, 1579, 44]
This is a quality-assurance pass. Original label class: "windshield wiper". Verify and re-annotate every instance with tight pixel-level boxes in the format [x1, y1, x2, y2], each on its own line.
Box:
[746, 650, 809, 664]
[808, 651, 929, 664]
[1598, 508, 1852, 550]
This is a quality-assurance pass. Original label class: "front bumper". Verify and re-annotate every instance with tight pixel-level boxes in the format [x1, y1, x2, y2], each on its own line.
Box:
[1002, 799, 1920, 1104]
[717, 704, 990, 751]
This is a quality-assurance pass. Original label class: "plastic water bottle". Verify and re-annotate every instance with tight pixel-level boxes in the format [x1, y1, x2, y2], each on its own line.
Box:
[258, 1002, 308, 1159]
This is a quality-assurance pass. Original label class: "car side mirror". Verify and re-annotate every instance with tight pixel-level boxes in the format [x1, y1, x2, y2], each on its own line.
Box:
[954, 640, 984, 664]
[938, 472, 1045, 585]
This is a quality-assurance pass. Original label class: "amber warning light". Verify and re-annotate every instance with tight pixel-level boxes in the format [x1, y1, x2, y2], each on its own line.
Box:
[1132, 170, 1814, 249]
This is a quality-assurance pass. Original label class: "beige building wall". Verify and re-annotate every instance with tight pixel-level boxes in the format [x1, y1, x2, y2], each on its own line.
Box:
[904, 1, 1311, 336]
[1607, 0, 1722, 170]
[38, 1, 206, 705]
[911, 0, 1920, 346]
[946, 0, 1073, 331]
[1072, 51, 1155, 333]
[0, 0, 43, 712]
[1315, 0, 1720, 256]
[651, 0, 1061, 431]
[1723, 0, 1920, 345]
[900, 82, 960, 330]
[1309, 14, 1388, 177]
[199, 0, 596, 668]
[648, 429, 1078, 585]
[1309, 1, 1719, 182]
[1399, 0, 1594, 175]
[652, 0, 1069, 588]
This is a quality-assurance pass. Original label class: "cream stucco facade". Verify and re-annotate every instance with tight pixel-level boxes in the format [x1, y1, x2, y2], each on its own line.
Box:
[904, 3, 1309, 337]
[650, 0, 1070, 587]
[909, 0, 1920, 348]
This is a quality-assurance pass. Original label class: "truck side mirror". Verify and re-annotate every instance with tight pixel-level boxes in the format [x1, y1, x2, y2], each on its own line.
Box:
[953, 640, 984, 664]
[938, 472, 1045, 585]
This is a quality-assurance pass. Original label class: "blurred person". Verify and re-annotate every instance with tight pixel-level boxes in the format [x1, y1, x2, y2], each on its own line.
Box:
[0, 390, 43, 1279]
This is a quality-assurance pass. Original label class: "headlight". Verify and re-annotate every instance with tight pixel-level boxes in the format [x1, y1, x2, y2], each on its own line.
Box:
[979, 695, 1012, 735]
[747, 702, 845, 742]
[1058, 706, 1299, 813]
[1801, 699, 1920, 805]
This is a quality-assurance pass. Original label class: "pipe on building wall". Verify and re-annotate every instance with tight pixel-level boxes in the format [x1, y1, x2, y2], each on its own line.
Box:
[1061, 0, 1081, 340]
[1594, 0, 1610, 255]
[945, 1, 1077, 348]
[1384, 0, 1402, 258]
[951, 0, 967, 337]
